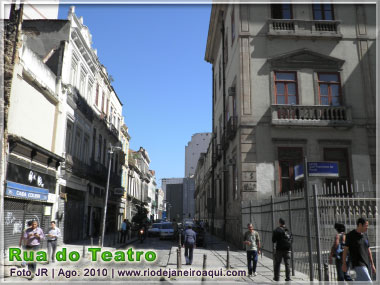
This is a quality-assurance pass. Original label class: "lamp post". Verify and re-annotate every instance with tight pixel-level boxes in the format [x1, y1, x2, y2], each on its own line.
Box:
[101, 144, 121, 248]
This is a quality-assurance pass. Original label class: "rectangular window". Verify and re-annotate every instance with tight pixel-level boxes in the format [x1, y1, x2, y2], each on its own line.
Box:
[318, 73, 341, 106]
[103, 138, 107, 165]
[87, 82, 93, 103]
[313, 4, 334, 20]
[66, 122, 73, 155]
[275, 71, 298, 104]
[70, 59, 78, 86]
[75, 128, 82, 159]
[83, 134, 89, 164]
[106, 99, 109, 116]
[272, 4, 293, 19]
[92, 128, 96, 160]
[98, 134, 102, 162]
[231, 8, 235, 44]
[324, 148, 350, 194]
[278, 147, 303, 193]
[79, 71, 86, 96]
[95, 84, 99, 106]
[101, 91, 105, 113]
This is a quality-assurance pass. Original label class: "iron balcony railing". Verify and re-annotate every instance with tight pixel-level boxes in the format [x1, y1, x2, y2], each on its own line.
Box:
[271, 104, 352, 127]
[268, 19, 342, 39]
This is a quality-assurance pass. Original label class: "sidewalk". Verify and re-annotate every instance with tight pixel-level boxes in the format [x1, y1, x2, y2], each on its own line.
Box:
[165, 232, 310, 283]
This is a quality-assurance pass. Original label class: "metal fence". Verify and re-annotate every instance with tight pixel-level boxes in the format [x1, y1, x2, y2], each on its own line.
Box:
[241, 180, 378, 282]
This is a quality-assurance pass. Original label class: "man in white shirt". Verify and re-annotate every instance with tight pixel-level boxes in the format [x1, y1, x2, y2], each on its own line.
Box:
[47, 221, 61, 263]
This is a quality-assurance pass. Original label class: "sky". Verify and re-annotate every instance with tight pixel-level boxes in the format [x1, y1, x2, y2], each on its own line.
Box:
[58, 5, 212, 187]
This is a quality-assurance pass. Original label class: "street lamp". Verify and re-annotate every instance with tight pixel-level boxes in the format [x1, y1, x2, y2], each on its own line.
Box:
[101, 144, 122, 248]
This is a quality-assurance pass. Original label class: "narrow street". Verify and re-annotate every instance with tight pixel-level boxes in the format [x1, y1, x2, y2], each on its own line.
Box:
[4, 234, 310, 283]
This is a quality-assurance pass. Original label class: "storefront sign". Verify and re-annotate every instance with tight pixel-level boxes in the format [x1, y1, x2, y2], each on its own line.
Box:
[6, 181, 49, 201]
[7, 163, 56, 193]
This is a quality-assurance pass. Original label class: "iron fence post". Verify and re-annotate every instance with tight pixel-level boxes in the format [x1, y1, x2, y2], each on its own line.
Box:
[324, 263, 329, 281]
[313, 184, 322, 280]
[303, 156, 314, 281]
[271, 195, 275, 264]
[288, 190, 295, 276]
[227, 246, 230, 269]
[201, 254, 207, 282]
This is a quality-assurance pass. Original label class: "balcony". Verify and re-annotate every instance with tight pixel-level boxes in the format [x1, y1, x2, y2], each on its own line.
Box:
[226, 116, 238, 140]
[267, 19, 342, 39]
[271, 105, 352, 128]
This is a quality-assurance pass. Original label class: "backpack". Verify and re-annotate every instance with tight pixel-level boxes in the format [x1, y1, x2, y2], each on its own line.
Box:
[280, 227, 292, 250]
[335, 233, 344, 259]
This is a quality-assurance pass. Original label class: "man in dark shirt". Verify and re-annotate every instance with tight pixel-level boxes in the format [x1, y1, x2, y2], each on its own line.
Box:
[272, 218, 292, 281]
[342, 217, 376, 281]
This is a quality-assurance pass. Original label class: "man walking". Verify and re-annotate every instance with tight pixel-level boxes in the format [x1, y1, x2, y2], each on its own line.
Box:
[342, 217, 376, 281]
[183, 224, 197, 265]
[46, 221, 61, 264]
[23, 220, 44, 279]
[120, 219, 127, 243]
[243, 223, 261, 277]
[272, 218, 292, 282]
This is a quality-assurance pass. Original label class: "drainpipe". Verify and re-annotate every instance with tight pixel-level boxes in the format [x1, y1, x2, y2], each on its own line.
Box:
[220, 10, 227, 240]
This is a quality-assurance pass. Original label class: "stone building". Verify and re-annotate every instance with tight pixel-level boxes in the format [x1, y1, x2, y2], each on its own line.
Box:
[201, 3, 376, 245]
[120, 123, 131, 220]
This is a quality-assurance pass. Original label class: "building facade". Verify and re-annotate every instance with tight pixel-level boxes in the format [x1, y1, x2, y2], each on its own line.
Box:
[3, 5, 126, 245]
[202, 3, 376, 245]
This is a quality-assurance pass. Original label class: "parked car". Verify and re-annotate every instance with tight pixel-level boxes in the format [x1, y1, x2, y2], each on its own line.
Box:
[159, 222, 175, 240]
[148, 223, 162, 237]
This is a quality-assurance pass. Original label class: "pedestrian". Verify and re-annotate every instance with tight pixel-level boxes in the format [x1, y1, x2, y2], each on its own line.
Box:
[328, 222, 352, 281]
[23, 220, 45, 280]
[243, 223, 261, 277]
[126, 219, 131, 240]
[272, 218, 292, 282]
[182, 224, 197, 265]
[172, 218, 178, 241]
[19, 220, 33, 267]
[342, 217, 376, 282]
[120, 219, 127, 243]
[46, 221, 61, 264]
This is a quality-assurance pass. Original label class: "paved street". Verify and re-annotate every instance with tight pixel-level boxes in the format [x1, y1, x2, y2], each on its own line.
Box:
[4, 233, 310, 283]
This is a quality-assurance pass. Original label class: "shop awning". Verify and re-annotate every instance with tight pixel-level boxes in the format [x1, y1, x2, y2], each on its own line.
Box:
[6, 181, 49, 201]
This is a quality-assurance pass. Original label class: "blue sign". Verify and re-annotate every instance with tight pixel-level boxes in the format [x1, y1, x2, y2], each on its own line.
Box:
[6, 181, 49, 201]
[308, 162, 339, 177]
[294, 164, 304, 181]
[162, 211, 167, 219]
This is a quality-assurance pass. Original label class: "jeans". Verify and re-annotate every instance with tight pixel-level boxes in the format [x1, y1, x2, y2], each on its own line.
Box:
[274, 249, 291, 281]
[120, 230, 127, 243]
[47, 240, 57, 262]
[354, 266, 372, 282]
[185, 243, 195, 265]
[246, 250, 258, 275]
[335, 257, 352, 281]
[25, 244, 40, 274]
